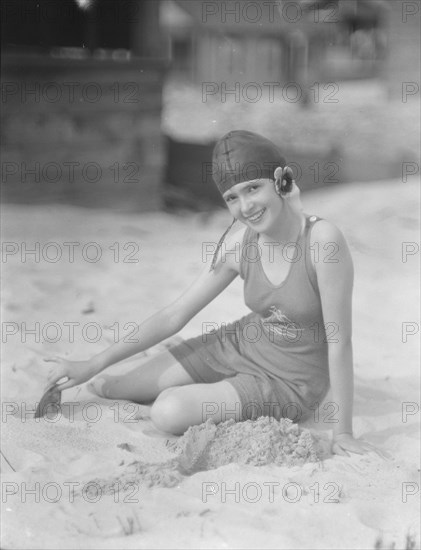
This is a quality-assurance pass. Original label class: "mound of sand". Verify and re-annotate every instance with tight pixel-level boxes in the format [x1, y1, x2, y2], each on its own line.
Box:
[171, 417, 320, 470]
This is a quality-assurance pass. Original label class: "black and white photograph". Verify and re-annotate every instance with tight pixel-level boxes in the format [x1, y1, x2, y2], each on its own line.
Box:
[1, 0, 420, 548]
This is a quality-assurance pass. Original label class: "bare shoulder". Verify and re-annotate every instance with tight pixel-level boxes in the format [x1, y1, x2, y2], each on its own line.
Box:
[310, 218, 346, 245]
[309, 218, 353, 274]
[224, 223, 247, 249]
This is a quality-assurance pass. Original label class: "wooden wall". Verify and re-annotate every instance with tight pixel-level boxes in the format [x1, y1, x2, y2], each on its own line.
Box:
[1, 54, 167, 212]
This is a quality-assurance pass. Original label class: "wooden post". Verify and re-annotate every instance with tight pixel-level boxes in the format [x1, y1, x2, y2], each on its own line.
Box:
[131, 0, 164, 58]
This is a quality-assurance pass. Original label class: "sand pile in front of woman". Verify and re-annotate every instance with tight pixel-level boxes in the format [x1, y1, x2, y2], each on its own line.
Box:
[93, 417, 320, 491]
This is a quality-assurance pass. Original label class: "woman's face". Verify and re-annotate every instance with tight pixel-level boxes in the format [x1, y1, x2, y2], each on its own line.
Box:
[222, 178, 283, 231]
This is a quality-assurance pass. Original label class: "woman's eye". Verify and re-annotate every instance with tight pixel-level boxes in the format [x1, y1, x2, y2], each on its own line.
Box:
[248, 185, 258, 192]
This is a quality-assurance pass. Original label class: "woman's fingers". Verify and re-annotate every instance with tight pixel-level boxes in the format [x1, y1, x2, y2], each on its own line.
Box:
[47, 372, 67, 388]
[332, 443, 349, 457]
[358, 441, 373, 451]
[45, 376, 70, 390]
[332, 436, 390, 460]
[43, 357, 80, 391]
[42, 356, 83, 392]
[56, 379, 75, 391]
[367, 445, 391, 460]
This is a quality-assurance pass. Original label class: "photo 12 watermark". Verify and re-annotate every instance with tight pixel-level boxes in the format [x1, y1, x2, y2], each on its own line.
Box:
[202, 81, 339, 104]
[401, 322, 419, 343]
[2, 400, 146, 424]
[201, 237, 341, 268]
[2, 480, 139, 504]
[202, 160, 341, 187]
[2, 321, 141, 344]
[201, 2, 340, 25]
[402, 82, 419, 103]
[401, 161, 419, 182]
[200, 319, 340, 346]
[401, 482, 419, 503]
[202, 480, 343, 504]
[401, 402, 420, 423]
[401, 242, 419, 263]
[402, 2, 420, 23]
[1, 81, 140, 105]
[1, 241, 140, 264]
[201, 399, 340, 424]
[2, 161, 141, 185]
[201, 400, 304, 423]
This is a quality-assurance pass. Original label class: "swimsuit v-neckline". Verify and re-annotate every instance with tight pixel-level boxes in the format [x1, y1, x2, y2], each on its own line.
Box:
[255, 216, 308, 288]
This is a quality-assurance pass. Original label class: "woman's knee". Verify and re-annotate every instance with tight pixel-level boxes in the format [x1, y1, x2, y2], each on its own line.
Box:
[150, 387, 190, 435]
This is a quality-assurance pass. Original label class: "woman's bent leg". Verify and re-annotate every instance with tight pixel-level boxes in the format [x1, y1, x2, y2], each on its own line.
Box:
[88, 350, 195, 403]
[150, 380, 242, 435]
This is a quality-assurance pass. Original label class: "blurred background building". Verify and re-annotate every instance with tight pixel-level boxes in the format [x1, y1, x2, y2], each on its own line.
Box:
[162, 0, 387, 86]
[1, 0, 420, 211]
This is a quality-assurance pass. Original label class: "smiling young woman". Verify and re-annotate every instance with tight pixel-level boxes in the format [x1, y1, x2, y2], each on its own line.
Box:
[45, 130, 380, 456]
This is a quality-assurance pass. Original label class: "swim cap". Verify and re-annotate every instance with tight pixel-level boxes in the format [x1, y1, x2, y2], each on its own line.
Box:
[212, 130, 286, 195]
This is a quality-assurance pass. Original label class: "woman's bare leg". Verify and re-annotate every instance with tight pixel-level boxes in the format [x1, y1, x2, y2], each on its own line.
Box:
[150, 380, 242, 435]
[88, 350, 243, 434]
[88, 349, 195, 403]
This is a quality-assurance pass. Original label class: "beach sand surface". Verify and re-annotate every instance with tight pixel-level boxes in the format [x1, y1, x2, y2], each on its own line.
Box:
[1, 177, 420, 549]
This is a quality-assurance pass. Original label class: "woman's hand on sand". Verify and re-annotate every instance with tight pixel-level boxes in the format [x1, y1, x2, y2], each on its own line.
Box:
[43, 357, 100, 391]
[332, 433, 387, 458]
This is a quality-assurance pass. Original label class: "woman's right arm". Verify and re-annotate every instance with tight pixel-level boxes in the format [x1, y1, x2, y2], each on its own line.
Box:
[46, 231, 242, 390]
[91, 256, 239, 373]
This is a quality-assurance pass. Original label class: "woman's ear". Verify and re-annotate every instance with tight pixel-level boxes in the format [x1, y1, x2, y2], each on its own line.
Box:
[274, 166, 284, 196]
[289, 180, 303, 212]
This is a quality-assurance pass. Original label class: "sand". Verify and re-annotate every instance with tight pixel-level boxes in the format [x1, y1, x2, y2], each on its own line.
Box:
[1, 176, 420, 549]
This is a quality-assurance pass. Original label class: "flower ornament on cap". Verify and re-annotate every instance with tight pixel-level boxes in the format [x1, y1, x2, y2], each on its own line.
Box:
[274, 165, 294, 196]
[209, 130, 288, 272]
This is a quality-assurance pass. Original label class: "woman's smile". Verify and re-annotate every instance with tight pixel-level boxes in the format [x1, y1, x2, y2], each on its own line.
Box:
[244, 208, 266, 224]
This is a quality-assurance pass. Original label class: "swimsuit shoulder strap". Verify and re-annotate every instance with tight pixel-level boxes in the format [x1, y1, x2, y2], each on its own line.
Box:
[239, 226, 257, 279]
[304, 215, 324, 294]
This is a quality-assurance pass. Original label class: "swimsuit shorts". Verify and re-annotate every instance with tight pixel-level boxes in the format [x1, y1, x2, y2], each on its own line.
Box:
[168, 326, 312, 423]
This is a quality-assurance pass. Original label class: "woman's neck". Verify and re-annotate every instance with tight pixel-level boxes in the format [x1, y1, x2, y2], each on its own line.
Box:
[260, 204, 306, 246]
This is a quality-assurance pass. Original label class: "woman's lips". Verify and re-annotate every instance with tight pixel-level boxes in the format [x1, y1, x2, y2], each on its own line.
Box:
[246, 208, 266, 223]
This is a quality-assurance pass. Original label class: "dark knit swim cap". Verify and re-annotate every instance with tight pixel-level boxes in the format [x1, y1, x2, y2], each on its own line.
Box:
[212, 130, 286, 195]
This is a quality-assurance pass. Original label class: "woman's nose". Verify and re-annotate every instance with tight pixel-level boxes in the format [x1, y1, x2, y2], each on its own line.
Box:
[239, 195, 253, 215]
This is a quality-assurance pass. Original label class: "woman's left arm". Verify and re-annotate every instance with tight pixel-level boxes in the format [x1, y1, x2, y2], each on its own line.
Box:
[312, 221, 378, 456]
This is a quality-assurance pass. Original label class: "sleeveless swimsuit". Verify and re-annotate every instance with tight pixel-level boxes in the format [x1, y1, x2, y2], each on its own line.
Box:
[169, 215, 330, 422]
